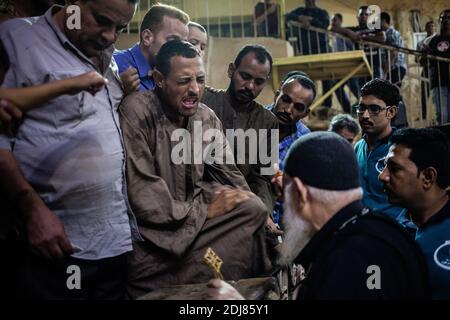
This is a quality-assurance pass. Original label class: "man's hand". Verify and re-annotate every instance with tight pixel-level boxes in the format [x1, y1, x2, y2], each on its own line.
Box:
[207, 279, 245, 300]
[120, 66, 140, 95]
[297, 15, 312, 28]
[266, 217, 283, 236]
[66, 71, 108, 96]
[207, 187, 251, 219]
[20, 191, 73, 259]
[0, 99, 22, 133]
[271, 170, 283, 199]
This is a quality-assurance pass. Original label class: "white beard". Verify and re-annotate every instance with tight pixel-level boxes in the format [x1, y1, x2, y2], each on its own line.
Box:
[277, 187, 315, 267]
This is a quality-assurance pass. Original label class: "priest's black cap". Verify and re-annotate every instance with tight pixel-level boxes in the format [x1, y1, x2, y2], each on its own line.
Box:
[284, 131, 360, 190]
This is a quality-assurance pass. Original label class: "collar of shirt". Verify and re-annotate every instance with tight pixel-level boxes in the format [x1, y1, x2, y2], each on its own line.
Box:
[400, 192, 450, 232]
[362, 127, 396, 152]
[130, 43, 153, 81]
[294, 200, 366, 267]
[44, 5, 114, 74]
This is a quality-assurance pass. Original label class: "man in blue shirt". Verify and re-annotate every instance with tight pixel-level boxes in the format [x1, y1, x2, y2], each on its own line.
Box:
[268, 74, 315, 225]
[379, 128, 450, 299]
[114, 3, 189, 92]
[354, 79, 405, 220]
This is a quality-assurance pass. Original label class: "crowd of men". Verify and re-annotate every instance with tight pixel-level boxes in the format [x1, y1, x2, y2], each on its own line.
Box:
[281, 0, 450, 126]
[0, 0, 449, 300]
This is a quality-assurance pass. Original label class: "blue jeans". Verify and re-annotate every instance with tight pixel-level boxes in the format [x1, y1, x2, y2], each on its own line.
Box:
[432, 86, 450, 125]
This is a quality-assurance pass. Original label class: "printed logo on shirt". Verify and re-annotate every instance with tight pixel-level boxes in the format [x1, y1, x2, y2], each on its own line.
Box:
[437, 41, 450, 53]
[375, 156, 387, 174]
[433, 240, 450, 271]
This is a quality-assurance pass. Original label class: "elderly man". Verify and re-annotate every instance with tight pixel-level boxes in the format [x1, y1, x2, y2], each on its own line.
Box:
[379, 128, 450, 299]
[114, 3, 189, 93]
[0, 0, 140, 299]
[208, 132, 430, 299]
[119, 40, 271, 299]
[201, 45, 278, 218]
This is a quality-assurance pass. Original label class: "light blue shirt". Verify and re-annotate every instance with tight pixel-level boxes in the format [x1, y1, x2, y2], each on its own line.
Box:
[0, 6, 141, 260]
[397, 196, 450, 299]
[354, 133, 405, 221]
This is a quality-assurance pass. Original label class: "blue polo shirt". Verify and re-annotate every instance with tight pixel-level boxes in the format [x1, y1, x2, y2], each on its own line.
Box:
[397, 195, 450, 299]
[113, 43, 155, 91]
[354, 132, 405, 220]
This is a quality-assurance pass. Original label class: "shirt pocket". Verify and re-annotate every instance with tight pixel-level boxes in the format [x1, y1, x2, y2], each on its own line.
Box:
[48, 68, 90, 128]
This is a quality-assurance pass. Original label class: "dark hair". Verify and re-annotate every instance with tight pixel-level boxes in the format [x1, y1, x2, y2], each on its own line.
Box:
[155, 40, 200, 76]
[281, 70, 308, 84]
[425, 20, 434, 28]
[390, 128, 450, 189]
[329, 114, 360, 135]
[234, 44, 273, 74]
[188, 21, 207, 34]
[283, 74, 317, 101]
[334, 13, 343, 21]
[380, 12, 391, 24]
[360, 78, 401, 107]
[0, 39, 10, 74]
[140, 3, 189, 36]
[358, 6, 369, 13]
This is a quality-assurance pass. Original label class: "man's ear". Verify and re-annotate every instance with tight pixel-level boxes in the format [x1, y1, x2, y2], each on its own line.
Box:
[227, 63, 235, 79]
[421, 167, 438, 190]
[141, 29, 154, 47]
[292, 177, 309, 215]
[152, 69, 164, 89]
[386, 105, 398, 120]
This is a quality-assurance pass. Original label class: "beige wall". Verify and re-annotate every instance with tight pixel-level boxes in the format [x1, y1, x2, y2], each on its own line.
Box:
[205, 37, 294, 105]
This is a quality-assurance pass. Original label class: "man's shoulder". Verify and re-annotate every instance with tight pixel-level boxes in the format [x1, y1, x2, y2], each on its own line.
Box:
[201, 87, 226, 108]
[120, 91, 159, 120]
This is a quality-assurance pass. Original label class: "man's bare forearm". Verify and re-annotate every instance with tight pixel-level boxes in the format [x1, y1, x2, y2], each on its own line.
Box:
[0, 149, 41, 214]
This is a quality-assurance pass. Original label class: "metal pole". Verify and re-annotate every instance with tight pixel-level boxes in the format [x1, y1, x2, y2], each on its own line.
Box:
[280, 0, 286, 40]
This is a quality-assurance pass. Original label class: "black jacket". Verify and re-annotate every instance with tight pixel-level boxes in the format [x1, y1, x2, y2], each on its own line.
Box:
[296, 200, 430, 300]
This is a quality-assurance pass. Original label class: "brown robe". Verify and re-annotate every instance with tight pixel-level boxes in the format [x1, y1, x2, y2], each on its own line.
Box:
[119, 91, 271, 299]
[201, 88, 279, 214]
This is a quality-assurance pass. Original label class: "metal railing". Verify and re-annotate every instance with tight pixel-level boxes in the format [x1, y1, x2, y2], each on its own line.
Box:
[286, 21, 450, 126]
[126, 0, 286, 39]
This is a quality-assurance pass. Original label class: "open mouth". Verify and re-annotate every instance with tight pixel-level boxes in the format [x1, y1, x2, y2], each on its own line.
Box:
[182, 96, 199, 109]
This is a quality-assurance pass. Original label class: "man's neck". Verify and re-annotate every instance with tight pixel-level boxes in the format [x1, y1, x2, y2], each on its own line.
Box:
[53, 7, 103, 71]
[313, 195, 362, 231]
[139, 43, 153, 66]
[440, 29, 450, 37]
[409, 191, 449, 227]
[13, 0, 42, 18]
[365, 126, 392, 150]
[157, 90, 188, 128]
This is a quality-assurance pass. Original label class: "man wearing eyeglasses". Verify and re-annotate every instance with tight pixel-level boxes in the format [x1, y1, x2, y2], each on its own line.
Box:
[354, 79, 406, 221]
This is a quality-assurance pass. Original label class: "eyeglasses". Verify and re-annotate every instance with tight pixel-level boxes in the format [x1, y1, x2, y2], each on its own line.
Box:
[280, 94, 308, 113]
[355, 104, 390, 116]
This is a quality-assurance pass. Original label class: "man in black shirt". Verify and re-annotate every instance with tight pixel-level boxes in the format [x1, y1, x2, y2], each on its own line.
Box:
[332, 6, 386, 96]
[207, 132, 430, 300]
[422, 9, 450, 125]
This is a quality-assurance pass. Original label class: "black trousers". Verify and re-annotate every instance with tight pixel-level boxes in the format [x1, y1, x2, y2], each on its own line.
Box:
[13, 244, 128, 300]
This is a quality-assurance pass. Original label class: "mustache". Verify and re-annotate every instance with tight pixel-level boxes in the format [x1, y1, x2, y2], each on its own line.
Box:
[236, 89, 254, 99]
[360, 119, 373, 126]
[275, 111, 292, 123]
